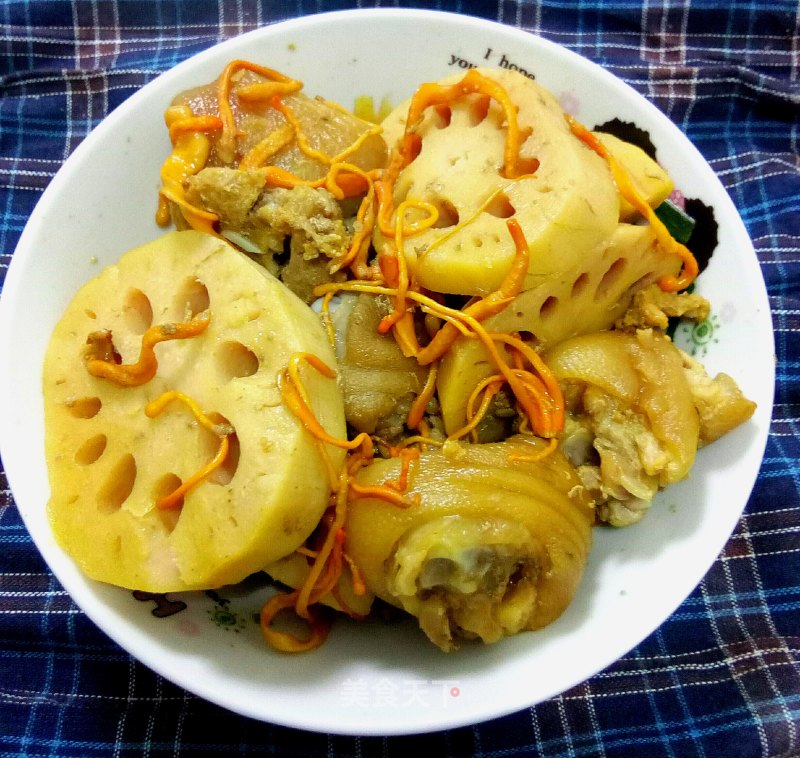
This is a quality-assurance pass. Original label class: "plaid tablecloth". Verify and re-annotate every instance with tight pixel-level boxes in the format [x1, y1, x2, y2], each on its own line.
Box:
[1, 1, 798, 755]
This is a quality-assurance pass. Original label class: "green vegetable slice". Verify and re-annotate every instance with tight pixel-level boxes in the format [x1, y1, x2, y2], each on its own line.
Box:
[655, 198, 696, 244]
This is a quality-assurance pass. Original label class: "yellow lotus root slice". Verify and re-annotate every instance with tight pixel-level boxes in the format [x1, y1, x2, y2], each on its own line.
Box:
[377, 68, 619, 296]
[43, 230, 346, 592]
[263, 552, 374, 616]
[436, 223, 683, 435]
[345, 436, 594, 651]
[591, 131, 674, 221]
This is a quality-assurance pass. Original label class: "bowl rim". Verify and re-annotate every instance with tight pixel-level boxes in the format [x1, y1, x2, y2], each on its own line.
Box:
[0, 7, 775, 736]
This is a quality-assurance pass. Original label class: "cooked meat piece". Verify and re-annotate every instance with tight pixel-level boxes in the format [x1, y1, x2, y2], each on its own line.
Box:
[465, 388, 517, 443]
[280, 251, 346, 304]
[187, 171, 350, 260]
[680, 350, 757, 443]
[185, 171, 351, 300]
[555, 328, 756, 527]
[346, 436, 594, 650]
[568, 387, 663, 527]
[184, 167, 264, 227]
[616, 283, 711, 331]
[575, 464, 652, 527]
[254, 185, 349, 262]
[331, 294, 429, 435]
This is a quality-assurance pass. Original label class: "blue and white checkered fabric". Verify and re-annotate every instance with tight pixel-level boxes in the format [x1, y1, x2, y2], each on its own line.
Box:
[1, 1, 798, 755]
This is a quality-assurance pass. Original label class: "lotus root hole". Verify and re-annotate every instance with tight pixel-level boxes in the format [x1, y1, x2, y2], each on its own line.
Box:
[431, 199, 459, 228]
[123, 288, 153, 334]
[216, 341, 259, 381]
[629, 273, 655, 294]
[433, 105, 452, 128]
[213, 431, 240, 486]
[595, 258, 627, 300]
[67, 396, 102, 419]
[406, 134, 423, 163]
[572, 272, 590, 298]
[97, 454, 137, 513]
[153, 473, 184, 531]
[200, 415, 240, 485]
[539, 296, 559, 320]
[175, 277, 210, 320]
[516, 330, 540, 348]
[485, 192, 515, 219]
[516, 156, 540, 175]
[74, 434, 108, 465]
[468, 95, 491, 126]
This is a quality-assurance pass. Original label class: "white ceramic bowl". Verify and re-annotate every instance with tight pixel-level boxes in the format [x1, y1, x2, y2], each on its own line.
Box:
[0, 9, 774, 735]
